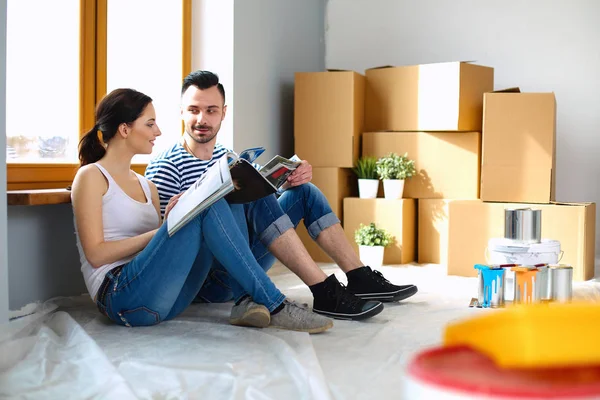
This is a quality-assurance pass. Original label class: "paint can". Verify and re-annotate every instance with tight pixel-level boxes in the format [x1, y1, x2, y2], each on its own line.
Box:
[512, 266, 540, 304]
[405, 346, 600, 399]
[475, 265, 505, 308]
[550, 264, 573, 302]
[487, 238, 562, 267]
[503, 267, 517, 302]
[505, 208, 542, 243]
[476, 268, 485, 306]
[536, 265, 551, 301]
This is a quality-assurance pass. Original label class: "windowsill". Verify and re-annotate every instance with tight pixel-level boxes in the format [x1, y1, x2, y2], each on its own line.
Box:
[7, 189, 72, 206]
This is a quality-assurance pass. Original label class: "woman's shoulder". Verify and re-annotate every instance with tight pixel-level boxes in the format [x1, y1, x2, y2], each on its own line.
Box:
[72, 164, 107, 194]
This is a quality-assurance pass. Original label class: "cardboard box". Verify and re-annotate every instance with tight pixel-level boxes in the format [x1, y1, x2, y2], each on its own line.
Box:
[343, 198, 416, 264]
[363, 131, 481, 199]
[447, 201, 596, 281]
[365, 61, 493, 132]
[296, 167, 357, 262]
[480, 90, 556, 203]
[294, 71, 365, 167]
[418, 199, 452, 264]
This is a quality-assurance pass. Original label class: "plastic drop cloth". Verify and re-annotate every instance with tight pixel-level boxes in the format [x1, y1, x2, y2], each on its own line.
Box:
[2, 264, 599, 399]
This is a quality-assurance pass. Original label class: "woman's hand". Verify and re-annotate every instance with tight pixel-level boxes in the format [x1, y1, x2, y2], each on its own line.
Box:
[164, 193, 184, 221]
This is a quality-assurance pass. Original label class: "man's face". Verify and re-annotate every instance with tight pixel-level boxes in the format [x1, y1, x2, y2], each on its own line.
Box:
[181, 85, 227, 145]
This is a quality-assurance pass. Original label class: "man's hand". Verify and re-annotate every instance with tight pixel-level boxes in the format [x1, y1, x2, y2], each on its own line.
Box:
[164, 193, 184, 221]
[286, 160, 312, 187]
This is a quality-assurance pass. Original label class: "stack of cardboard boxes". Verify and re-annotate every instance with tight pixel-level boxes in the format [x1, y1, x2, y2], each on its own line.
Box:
[447, 88, 595, 282]
[293, 71, 362, 261]
[293, 62, 595, 282]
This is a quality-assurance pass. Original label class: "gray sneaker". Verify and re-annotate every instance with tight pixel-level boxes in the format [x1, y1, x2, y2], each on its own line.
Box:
[230, 297, 270, 328]
[269, 300, 333, 334]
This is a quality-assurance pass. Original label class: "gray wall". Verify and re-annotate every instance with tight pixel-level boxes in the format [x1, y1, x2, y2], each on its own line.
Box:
[233, 0, 326, 160]
[0, 0, 8, 323]
[8, 205, 86, 310]
[326, 0, 600, 266]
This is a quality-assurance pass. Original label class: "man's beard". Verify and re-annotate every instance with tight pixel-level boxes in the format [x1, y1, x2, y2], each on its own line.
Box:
[188, 124, 218, 144]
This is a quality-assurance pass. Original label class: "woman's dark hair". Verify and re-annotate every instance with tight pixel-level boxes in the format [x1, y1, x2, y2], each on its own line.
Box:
[78, 88, 153, 166]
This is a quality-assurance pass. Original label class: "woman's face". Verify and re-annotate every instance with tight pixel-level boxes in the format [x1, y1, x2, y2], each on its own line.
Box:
[128, 102, 161, 154]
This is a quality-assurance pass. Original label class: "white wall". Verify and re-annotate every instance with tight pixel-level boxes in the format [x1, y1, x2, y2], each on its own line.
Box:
[0, 0, 8, 323]
[233, 0, 325, 160]
[326, 0, 600, 263]
[192, 0, 234, 151]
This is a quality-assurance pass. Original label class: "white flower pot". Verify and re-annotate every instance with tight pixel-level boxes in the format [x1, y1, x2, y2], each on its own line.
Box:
[358, 179, 379, 199]
[383, 179, 405, 199]
[359, 245, 385, 269]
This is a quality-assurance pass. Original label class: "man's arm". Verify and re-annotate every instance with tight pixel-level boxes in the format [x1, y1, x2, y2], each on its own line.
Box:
[145, 158, 182, 217]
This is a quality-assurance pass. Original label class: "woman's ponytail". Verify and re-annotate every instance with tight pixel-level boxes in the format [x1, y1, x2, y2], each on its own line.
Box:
[78, 125, 106, 166]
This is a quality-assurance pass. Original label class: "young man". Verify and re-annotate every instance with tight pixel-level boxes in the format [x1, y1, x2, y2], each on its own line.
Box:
[145, 70, 418, 324]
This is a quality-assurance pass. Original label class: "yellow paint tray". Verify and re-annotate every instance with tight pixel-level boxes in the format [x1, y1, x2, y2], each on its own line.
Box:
[444, 302, 600, 369]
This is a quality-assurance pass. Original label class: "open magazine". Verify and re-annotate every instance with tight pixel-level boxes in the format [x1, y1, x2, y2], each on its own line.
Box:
[166, 147, 302, 236]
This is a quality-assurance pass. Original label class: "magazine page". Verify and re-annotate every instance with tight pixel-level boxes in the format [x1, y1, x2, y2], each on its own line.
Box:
[225, 159, 278, 204]
[238, 147, 265, 164]
[259, 155, 302, 189]
[167, 156, 234, 236]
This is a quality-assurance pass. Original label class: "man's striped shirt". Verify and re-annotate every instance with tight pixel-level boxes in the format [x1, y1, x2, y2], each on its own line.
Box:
[145, 142, 231, 215]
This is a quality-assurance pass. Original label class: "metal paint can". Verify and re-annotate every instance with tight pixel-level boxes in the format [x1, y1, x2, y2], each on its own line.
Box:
[535, 265, 551, 300]
[512, 266, 540, 304]
[474, 265, 504, 308]
[477, 269, 485, 305]
[485, 268, 505, 308]
[550, 265, 573, 302]
[504, 208, 542, 243]
[502, 267, 516, 302]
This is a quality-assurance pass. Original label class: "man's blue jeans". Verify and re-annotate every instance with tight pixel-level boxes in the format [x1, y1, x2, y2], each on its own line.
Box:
[95, 198, 286, 327]
[196, 183, 340, 303]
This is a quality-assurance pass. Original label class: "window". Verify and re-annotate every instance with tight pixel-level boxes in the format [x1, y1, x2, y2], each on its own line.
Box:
[6, 0, 191, 190]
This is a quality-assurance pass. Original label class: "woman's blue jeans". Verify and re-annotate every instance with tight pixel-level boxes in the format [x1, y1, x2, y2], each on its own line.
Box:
[95, 198, 286, 327]
[195, 183, 340, 304]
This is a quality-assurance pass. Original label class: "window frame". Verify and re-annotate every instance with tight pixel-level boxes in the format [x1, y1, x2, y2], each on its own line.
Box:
[6, 0, 192, 190]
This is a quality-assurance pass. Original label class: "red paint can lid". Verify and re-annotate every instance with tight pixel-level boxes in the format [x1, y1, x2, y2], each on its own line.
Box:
[407, 346, 600, 398]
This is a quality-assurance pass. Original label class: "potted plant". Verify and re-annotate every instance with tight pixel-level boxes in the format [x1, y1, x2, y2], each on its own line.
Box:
[354, 222, 393, 269]
[376, 152, 416, 199]
[352, 156, 379, 198]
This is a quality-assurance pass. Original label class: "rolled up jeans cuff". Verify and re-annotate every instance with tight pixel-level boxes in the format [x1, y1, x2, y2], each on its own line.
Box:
[258, 214, 294, 248]
[307, 212, 340, 240]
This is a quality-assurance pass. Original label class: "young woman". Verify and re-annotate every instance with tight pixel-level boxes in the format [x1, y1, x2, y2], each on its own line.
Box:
[71, 88, 332, 333]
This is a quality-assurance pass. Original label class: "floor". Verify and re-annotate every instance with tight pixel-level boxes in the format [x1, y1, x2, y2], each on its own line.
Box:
[1, 263, 599, 399]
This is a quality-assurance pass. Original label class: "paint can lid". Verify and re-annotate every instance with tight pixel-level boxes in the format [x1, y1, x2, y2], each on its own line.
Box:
[406, 346, 600, 398]
[550, 264, 573, 269]
[488, 238, 561, 253]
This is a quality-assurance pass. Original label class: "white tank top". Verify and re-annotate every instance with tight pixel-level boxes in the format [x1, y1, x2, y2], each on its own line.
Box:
[74, 163, 161, 300]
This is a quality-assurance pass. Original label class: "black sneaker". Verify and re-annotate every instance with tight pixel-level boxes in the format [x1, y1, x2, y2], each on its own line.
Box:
[312, 275, 384, 321]
[347, 266, 418, 302]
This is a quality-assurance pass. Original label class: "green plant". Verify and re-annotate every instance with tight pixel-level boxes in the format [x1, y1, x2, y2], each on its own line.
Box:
[375, 152, 416, 180]
[352, 156, 378, 179]
[354, 223, 393, 247]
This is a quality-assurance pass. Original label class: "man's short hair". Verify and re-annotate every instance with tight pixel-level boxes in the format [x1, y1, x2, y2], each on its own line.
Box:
[181, 70, 226, 104]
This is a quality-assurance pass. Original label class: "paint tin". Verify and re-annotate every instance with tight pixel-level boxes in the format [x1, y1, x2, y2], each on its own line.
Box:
[512, 266, 540, 304]
[504, 208, 542, 243]
[503, 267, 516, 302]
[405, 346, 600, 399]
[475, 265, 505, 308]
[536, 265, 551, 301]
[550, 264, 573, 302]
[476, 268, 485, 305]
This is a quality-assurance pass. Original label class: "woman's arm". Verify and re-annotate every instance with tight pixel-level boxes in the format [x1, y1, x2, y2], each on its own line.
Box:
[148, 180, 183, 226]
[71, 165, 157, 268]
